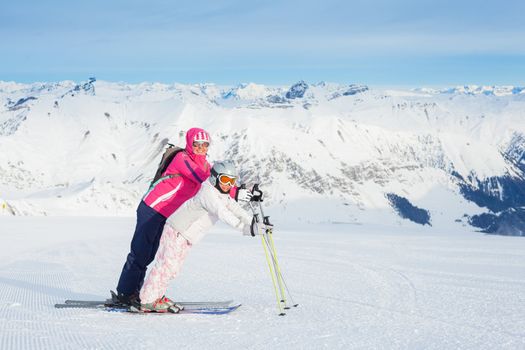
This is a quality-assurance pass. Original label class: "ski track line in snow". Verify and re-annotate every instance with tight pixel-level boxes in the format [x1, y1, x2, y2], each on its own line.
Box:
[284, 235, 525, 344]
[294, 256, 525, 343]
[281, 250, 421, 313]
[300, 285, 525, 342]
[353, 262, 422, 316]
[0, 259, 123, 350]
[378, 265, 525, 341]
[403, 268, 525, 290]
[291, 258, 423, 318]
[0, 268, 156, 350]
[353, 263, 525, 340]
[0, 268, 85, 349]
[279, 250, 436, 335]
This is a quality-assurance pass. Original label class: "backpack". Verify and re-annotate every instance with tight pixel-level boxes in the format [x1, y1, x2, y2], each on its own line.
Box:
[150, 143, 184, 187]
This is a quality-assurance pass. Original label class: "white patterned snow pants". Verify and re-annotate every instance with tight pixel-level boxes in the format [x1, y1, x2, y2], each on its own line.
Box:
[140, 225, 192, 304]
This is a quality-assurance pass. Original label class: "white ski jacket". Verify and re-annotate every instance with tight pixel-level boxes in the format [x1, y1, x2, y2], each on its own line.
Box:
[166, 181, 253, 244]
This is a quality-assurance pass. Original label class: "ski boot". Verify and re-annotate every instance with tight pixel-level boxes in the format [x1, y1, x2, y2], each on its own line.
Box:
[161, 295, 184, 313]
[139, 297, 172, 313]
[110, 290, 141, 309]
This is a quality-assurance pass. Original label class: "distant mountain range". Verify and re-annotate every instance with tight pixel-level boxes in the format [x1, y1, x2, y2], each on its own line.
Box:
[1, 79, 524, 236]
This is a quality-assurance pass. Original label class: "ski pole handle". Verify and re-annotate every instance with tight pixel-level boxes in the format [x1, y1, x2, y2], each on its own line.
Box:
[250, 214, 260, 237]
[250, 184, 264, 202]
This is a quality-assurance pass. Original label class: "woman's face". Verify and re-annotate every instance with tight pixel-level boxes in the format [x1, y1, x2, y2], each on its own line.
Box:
[192, 141, 209, 155]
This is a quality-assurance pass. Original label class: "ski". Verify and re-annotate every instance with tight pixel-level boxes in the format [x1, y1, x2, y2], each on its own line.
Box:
[55, 303, 241, 315]
[58, 299, 233, 309]
[128, 304, 241, 315]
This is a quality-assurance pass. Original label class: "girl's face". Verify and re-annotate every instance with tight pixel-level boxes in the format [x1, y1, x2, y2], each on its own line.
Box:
[217, 174, 236, 193]
[192, 141, 209, 155]
[219, 182, 232, 193]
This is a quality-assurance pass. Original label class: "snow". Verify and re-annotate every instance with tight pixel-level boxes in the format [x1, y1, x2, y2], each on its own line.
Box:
[1, 216, 525, 349]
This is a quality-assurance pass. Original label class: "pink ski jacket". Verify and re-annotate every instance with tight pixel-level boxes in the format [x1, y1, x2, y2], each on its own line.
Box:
[143, 128, 211, 218]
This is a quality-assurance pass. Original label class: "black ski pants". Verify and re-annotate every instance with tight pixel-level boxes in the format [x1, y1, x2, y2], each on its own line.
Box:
[116, 200, 167, 296]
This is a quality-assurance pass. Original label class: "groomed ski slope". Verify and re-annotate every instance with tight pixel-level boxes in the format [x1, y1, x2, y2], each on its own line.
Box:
[1, 217, 524, 349]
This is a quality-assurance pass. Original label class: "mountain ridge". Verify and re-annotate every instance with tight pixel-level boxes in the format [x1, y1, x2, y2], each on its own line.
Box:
[1, 79, 525, 235]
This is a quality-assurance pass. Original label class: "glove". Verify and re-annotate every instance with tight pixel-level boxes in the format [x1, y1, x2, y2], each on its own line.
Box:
[236, 187, 253, 202]
[242, 223, 252, 236]
[250, 184, 264, 202]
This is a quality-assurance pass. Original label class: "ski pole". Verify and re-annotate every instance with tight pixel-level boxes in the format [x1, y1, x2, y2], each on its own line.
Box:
[249, 186, 297, 313]
[255, 197, 292, 307]
[249, 200, 285, 315]
[255, 201, 299, 309]
[261, 218, 298, 309]
[260, 233, 286, 316]
[261, 224, 288, 308]
[266, 231, 298, 308]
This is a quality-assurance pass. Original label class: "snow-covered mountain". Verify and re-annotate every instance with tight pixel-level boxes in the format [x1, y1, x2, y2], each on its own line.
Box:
[1, 79, 525, 235]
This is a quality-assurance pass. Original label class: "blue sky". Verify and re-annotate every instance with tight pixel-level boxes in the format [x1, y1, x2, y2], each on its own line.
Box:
[1, 0, 524, 86]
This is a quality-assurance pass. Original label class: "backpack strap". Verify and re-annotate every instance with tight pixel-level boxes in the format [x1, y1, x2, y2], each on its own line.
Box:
[142, 173, 181, 200]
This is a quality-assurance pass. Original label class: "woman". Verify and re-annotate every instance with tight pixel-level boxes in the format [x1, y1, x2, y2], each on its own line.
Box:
[138, 160, 265, 312]
[115, 127, 212, 307]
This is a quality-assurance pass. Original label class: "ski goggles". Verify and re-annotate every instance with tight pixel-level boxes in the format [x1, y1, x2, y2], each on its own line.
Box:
[192, 141, 209, 148]
[218, 174, 236, 186]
